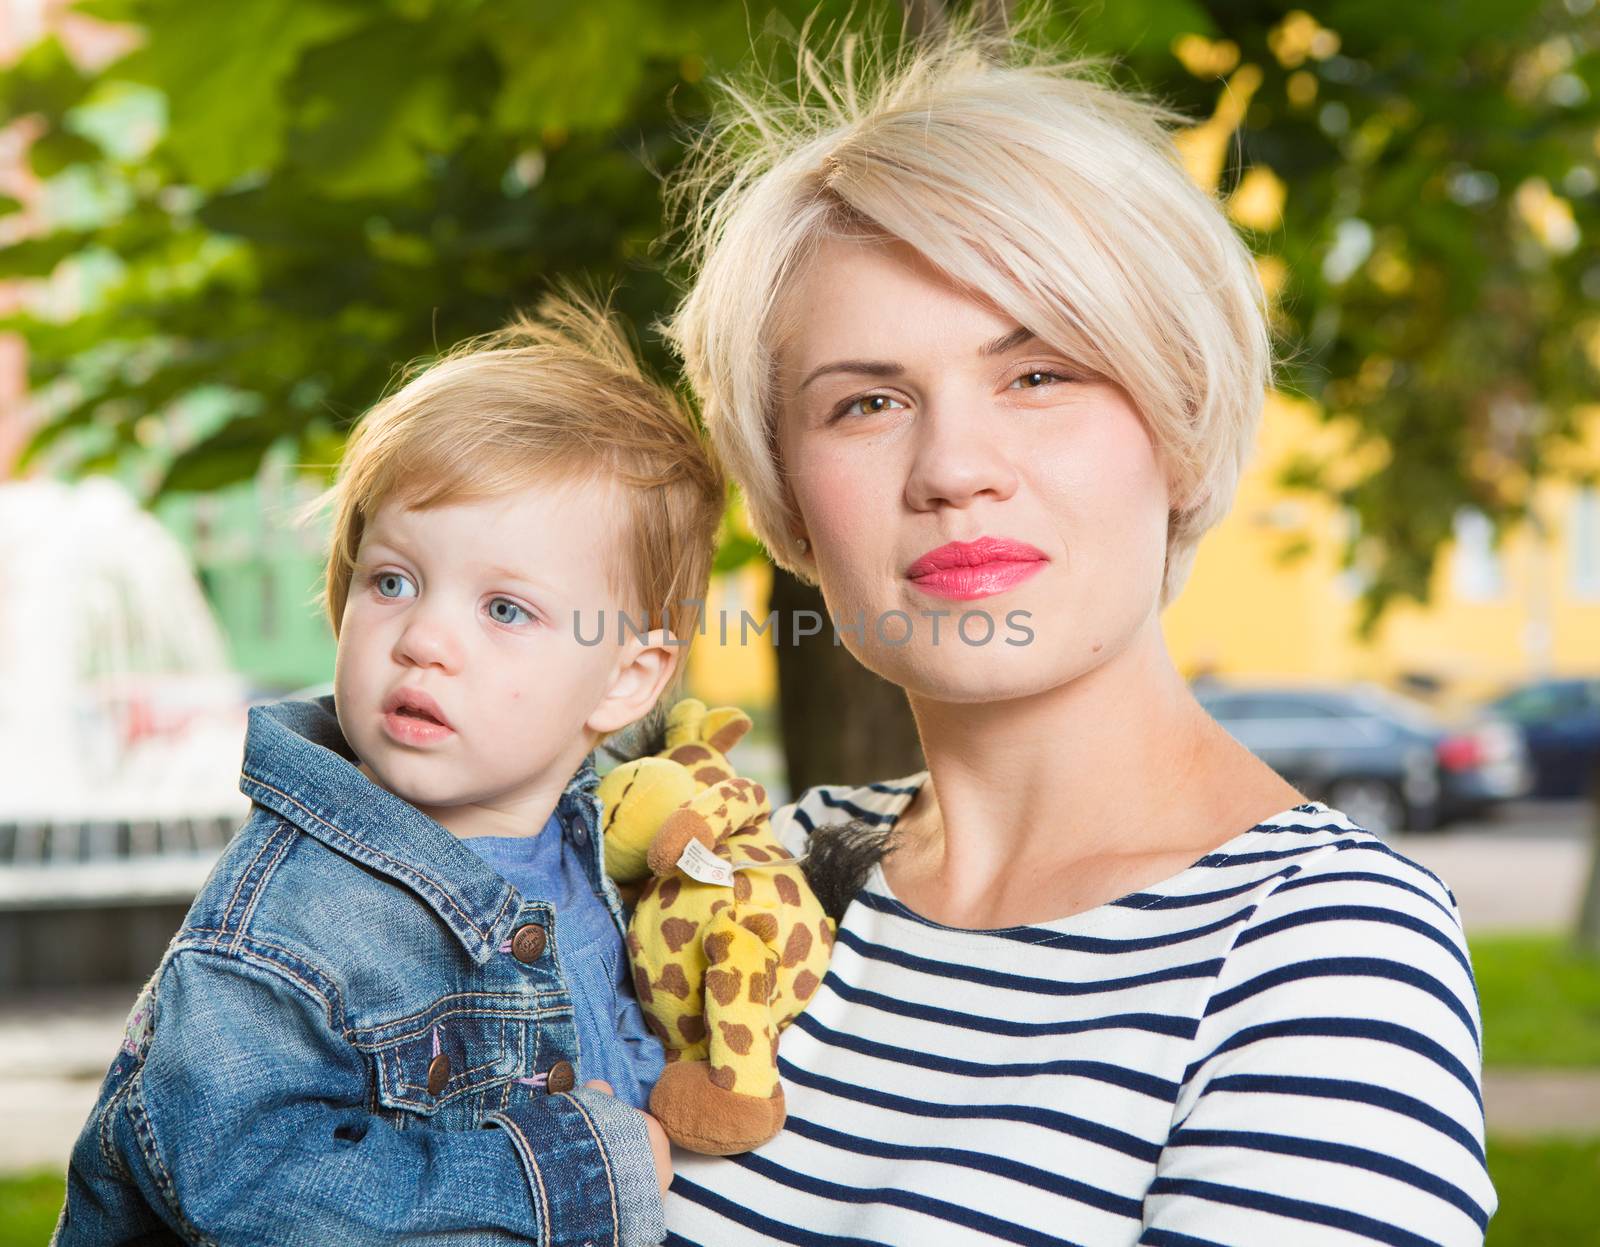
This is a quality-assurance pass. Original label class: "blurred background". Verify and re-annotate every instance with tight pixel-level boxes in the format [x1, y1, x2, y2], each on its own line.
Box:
[1, 0, 1598, 1241]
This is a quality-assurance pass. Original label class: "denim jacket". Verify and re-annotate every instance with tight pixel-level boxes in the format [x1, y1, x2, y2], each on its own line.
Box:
[53, 696, 665, 1247]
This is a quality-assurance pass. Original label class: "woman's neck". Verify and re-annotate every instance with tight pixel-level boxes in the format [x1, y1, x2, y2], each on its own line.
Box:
[889, 615, 1301, 928]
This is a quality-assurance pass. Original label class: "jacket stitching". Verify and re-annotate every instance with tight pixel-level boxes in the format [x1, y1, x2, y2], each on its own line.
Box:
[348, 1001, 571, 1045]
[488, 1112, 552, 1247]
[216, 821, 286, 949]
[244, 776, 500, 943]
[96, 1069, 137, 1183]
[560, 1092, 621, 1247]
[174, 933, 341, 1031]
[229, 826, 295, 957]
[126, 1075, 219, 1247]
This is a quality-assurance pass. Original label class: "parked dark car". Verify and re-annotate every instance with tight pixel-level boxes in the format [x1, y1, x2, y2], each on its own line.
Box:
[1483, 677, 1600, 799]
[1193, 682, 1531, 835]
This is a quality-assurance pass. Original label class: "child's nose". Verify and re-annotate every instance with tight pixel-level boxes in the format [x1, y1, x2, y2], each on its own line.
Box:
[393, 611, 462, 672]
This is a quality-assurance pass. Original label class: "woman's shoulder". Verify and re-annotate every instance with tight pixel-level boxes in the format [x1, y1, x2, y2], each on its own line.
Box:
[770, 772, 928, 856]
[1225, 801, 1463, 925]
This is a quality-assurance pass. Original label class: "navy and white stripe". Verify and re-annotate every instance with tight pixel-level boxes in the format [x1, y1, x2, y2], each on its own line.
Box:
[664, 776, 1495, 1246]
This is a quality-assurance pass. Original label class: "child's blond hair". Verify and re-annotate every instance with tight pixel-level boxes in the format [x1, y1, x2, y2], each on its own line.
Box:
[320, 293, 724, 667]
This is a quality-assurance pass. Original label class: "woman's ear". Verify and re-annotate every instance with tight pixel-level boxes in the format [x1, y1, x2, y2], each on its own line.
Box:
[587, 628, 682, 736]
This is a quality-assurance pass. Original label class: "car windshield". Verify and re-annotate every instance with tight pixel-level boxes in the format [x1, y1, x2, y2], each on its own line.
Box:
[1345, 685, 1444, 730]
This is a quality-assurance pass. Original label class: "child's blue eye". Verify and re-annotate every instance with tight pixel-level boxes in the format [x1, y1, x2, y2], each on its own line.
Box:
[488, 598, 532, 626]
[374, 572, 416, 599]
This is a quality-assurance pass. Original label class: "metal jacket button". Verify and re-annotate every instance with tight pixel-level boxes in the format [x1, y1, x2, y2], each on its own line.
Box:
[427, 1053, 451, 1096]
[510, 924, 547, 963]
[545, 1060, 575, 1094]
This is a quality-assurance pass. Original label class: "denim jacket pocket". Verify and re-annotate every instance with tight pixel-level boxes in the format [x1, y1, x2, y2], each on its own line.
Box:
[353, 997, 526, 1126]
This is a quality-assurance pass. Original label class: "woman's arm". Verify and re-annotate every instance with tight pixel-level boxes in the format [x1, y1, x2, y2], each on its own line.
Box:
[1141, 856, 1496, 1246]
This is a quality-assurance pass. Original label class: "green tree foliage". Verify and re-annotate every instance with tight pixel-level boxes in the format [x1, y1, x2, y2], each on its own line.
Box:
[3, 0, 1599, 631]
[0, 0, 864, 494]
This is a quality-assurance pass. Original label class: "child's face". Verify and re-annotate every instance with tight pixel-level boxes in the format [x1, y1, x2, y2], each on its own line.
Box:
[333, 478, 660, 824]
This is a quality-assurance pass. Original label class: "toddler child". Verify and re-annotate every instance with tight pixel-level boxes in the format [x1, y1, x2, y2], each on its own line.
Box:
[53, 294, 725, 1246]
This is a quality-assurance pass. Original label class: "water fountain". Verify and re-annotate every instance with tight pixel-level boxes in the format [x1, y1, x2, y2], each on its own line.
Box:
[0, 476, 250, 987]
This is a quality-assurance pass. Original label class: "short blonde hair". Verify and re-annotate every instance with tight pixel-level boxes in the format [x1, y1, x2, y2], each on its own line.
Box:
[321, 294, 724, 652]
[663, 23, 1270, 605]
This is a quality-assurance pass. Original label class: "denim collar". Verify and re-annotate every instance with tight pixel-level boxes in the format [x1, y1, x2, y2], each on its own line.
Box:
[238, 696, 602, 965]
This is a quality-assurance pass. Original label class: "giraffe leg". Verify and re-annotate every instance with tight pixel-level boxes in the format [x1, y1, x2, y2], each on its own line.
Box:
[648, 910, 785, 1154]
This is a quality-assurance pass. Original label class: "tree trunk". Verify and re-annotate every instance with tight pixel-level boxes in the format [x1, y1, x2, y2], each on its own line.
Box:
[768, 567, 923, 795]
[1573, 755, 1600, 957]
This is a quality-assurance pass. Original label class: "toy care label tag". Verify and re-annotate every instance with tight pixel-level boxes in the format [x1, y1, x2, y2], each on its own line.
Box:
[676, 839, 735, 887]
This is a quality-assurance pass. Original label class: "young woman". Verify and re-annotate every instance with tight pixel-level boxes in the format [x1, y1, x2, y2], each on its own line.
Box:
[656, 25, 1495, 1247]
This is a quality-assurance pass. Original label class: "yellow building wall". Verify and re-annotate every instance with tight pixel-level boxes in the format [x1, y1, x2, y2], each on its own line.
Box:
[1164, 395, 1600, 703]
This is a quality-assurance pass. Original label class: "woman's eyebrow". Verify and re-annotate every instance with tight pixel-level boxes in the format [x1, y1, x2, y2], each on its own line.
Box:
[799, 359, 903, 391]
[980, 327, 1037, 356]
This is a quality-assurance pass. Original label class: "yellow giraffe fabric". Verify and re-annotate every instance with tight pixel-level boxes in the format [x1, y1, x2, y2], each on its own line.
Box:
[597, 699, 835, 1154]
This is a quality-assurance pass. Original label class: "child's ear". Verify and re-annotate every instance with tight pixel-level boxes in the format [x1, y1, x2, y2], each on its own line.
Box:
[587, 629, 682, 735]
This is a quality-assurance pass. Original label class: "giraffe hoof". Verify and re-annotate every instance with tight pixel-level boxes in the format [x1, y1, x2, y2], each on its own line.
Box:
[647, 810, 716, 877]
[649, 1059, 786, 1155]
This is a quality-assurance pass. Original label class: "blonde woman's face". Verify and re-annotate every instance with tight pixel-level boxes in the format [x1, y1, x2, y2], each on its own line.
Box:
[774, 237, 1174, 703]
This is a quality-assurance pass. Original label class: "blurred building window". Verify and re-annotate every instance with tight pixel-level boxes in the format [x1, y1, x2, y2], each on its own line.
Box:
[1451, 507, 1505, 601]
[1571, 486, 1600, 600]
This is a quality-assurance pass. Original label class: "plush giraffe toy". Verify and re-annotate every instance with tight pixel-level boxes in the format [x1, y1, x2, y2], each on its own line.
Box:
[597, 698, 835, 1155]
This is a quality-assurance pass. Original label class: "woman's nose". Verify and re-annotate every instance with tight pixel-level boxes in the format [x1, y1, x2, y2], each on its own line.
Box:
[903, 400, 1020, 512]
[392, 607, 463, 673]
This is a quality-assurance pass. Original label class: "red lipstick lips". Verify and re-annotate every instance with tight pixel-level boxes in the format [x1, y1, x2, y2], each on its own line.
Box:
[382, 687, 455, 744]
[906, 536, 1047, 601]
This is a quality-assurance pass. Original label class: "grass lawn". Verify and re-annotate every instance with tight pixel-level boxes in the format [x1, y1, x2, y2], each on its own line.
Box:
[5, 1141, 1598, 1245]
[1486, 1137, 1600, 1245]
[0, 1171, 61, 1245]
[1472, 934, 1600, 1067]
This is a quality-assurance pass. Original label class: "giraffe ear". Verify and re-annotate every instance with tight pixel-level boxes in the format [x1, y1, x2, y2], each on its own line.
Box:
[702, 707, 752, 755]
[664, 698, 709, 749]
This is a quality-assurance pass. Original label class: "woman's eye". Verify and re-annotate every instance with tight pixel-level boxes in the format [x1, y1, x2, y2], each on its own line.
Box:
[839, 393, 906, 418]
[373, 572, 416, 599]
[487, 598, 532, 626]
[1009, 370, 1070, 390]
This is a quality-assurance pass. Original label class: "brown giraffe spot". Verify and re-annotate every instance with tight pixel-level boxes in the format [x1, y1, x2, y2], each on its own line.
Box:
[626, 930, 643, 956]
[694, 766, 723, 786]
[657, 877, 681, 909]
[747, 969, 771, 1004]
[704, 931, 735, 965]
[781, 923, 813, 968]
[705, 966, 742, 1006]
[718, 1022, 755, 1055]
[793, 969, 820, 1000]
[677, 1015, 706, 1043]
[709, 1065, 737, 1091]
[774, 875, 801, 906]
[714, 804, 729, 818]
[661, 917, 698, 953]
[664, 1048, 682, 1064]
[753, 784, 767, 804]
[770, 1035, 780, 1064]
[655, 963, 691, 1000]
[733, 873, 752, 902]
[633, 966, 654, 1003]
[743, 845, 772, 862]
[819, 919, 835, 949]
[671, 745, 712, 764]
[740, 912, 778, 941]
[647, 1015, 670, 1042]
[709, 899, 730, 916]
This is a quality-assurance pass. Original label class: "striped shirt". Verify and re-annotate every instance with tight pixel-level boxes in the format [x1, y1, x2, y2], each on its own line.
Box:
[664, 774, 1495, 1247]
